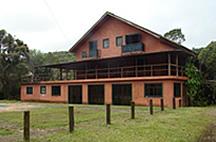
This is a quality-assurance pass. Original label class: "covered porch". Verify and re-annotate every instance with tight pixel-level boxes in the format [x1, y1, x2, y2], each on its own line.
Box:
[22, 50, 189, 83]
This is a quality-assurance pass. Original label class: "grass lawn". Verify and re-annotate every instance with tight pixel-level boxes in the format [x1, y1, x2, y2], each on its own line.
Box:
[0, 101, 216, 142]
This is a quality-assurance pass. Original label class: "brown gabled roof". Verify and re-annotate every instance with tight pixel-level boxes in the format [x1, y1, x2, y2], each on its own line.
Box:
[69, 11, 196, 56]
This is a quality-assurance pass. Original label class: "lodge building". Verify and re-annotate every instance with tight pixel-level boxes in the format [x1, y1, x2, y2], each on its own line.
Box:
[21, 12, 196, 107]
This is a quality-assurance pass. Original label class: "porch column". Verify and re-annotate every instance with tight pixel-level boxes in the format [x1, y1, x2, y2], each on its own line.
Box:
[168, 53, 171, 76]
[73, 70, 77, 80]
[95, 64, 98, 79]
[135, 57, 138, 77]
[60, 68, 63, 80]
[108, 61, 110, 78]
[176, 54, 179, 76]
[66, 69, 68, 80]
[85, 63, 87, 79]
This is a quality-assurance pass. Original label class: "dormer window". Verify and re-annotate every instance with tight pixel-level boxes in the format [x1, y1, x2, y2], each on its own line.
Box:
[116, 36, 123, 46]
[82, 51, 87, 58]
[103, 38, 109, 48]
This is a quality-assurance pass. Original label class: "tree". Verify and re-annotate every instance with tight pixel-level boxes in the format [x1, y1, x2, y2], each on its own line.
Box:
[164, 28, 186, 44]
[184, 57, 202, 105]
[198, 41, 216, 79]
[0, 29, 30, 99]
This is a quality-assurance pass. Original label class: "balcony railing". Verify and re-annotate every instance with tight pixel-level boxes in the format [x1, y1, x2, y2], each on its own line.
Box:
[21, 63, 185, 83]
[76, 64, 184, 80]
[121, 43, 144, 53]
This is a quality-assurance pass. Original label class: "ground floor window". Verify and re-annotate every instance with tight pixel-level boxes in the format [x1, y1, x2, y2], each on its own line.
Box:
[26, 87, 33, 95]
[52, 86, 61, 96]
[40, 86, 46, 94]
[144, 83, 162, 97]
[174, 83, 181, 97]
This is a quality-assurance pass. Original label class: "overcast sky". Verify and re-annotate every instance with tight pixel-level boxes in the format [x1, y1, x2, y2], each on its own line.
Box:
[0, 0, 215, 52]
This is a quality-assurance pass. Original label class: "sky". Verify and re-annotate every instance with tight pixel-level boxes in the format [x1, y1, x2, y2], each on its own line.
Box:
[0, 0, 215, 52]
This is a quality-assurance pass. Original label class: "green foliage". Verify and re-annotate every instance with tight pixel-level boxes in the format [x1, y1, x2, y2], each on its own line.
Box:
[0, 29, 30, 99]
[164, 28, 186, 44]
[29, 50, 76, 81]
[198, 41, 216, 79]
[0, 29, 76, 99]
[193, 41, 216, 106]
[184, 57, 202, 98]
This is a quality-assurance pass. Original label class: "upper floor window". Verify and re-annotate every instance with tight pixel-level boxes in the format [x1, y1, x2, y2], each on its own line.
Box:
[103, 38, 109, 48]
[82, 51, 87, 58]
[116, 36, 123, 46]
[26, 87, 33, 95]
[126, 33, 141, 44]
[89, 40, 97, 57]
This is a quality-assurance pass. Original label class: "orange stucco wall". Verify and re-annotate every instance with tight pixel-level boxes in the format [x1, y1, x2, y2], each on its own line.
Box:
[21, 76, 186, 107]
[74, 17, 174, 61]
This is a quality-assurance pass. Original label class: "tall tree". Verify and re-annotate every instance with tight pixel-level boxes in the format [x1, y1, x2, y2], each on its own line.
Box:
[164, 28, 186, 44]
[0, 29, 30, 99]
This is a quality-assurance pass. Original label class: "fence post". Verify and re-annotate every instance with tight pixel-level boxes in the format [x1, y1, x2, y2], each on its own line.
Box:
[160, 98, 164, 111]
[69, 106, 74, 132]
[173, 97, 176, 109]
[106, 104, 111, 124]
[131, 101, 135, 119]
[149, 99, 153, 115]
[179, 99, 182, 107]
[24, 111, 30, 141]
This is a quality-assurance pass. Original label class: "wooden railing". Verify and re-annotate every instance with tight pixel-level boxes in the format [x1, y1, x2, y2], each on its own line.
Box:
[76, 63, 185, 80]
[21, 63, 185, 83]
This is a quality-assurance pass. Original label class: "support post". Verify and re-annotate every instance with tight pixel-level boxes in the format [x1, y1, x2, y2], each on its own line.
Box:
[85, 63, 87, 79]
[73, 70, 75, 80]
[179, 99, 182, 107]
[106, 104, 111, 124]
[75, 70, 77, 80]
[66, 69, 68, 80]
[60, 68, 63, 80]
[176, 54, 179, 76]
[150, 65, 153, 76]
[108, 61, 110, 78]
[24, 111, 30, 141]
[135, 57, 138, 77]
[149, 99, 153, 115]
[121, 67, 123, 78]
[160, 98, 164, 111]
[69, 106, 74, 132]
[173, 97, 176, 109]
[168, 53, 171, 76]
[95, 68, 98, 79]
[131, 101, 135, 119]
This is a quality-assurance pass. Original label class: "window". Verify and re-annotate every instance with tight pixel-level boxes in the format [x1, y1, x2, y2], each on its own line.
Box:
[174, 83, 181, 97]
[82, 51, 87, 58]
[40, 86, 46, 94]
[52, 86, 61, 96]
[144, 83, 162, 97]
[26, 87, 33, 95]
[89, 40, 97, 57]
[126, 33, 141, 44]
[103, 38, 109, 48]
[116, 36, 123, 46]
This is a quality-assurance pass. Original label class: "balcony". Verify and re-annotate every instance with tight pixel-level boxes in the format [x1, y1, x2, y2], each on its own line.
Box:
[21, 52, 185, 83]
[121, 43, 144, 53]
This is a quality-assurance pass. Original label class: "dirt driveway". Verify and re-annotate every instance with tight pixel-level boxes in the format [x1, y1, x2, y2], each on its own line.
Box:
[0, 102, 67, 113]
